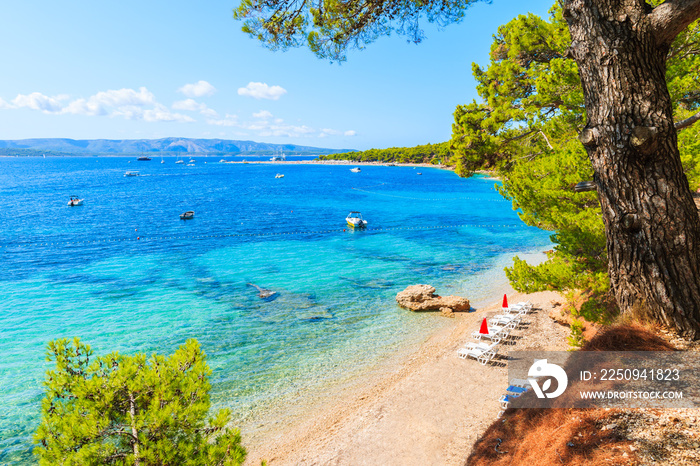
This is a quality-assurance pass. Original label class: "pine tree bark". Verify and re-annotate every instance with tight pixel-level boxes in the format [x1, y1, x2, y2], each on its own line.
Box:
[565, 0, 700, 339]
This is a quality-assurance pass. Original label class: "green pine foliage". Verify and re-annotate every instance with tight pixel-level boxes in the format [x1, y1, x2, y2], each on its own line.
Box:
[34, 338, 247, 466]
[318, 142, 453, 164]
[450, 3, 700, 323]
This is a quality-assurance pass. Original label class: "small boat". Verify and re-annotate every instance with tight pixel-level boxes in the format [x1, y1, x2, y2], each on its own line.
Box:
[275, 173, 284, 178]
[350, 167, 361, 173]
[67, 196, 83, 206]
[346, 211, 368, 229]
[189, 159, 196, 163]
[137, 156, 151, 161]
[417, 172, 422, 175]
[175, 158, 185, 164]
[124, 171, 139, 177]
[187, 163, 195, 166]
[270, 154, 286, 162]
[180, 211, 195, 220]
[219, 159, 227, 163]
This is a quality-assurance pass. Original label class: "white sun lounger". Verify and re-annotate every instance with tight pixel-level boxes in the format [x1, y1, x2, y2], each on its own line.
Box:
[457, 341, 499, 365]
[471, 324, 511, 343]
[489, 314, 521, 329]
[503, 304, 530, 317]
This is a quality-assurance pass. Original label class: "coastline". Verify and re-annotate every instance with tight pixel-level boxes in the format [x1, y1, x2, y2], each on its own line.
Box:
[221, 159, 459, 172]
[242, 289, 569, 465]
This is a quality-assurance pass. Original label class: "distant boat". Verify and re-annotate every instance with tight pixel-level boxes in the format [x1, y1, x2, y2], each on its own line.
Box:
[187, 163, 195, 167]
[67, 196, 83, 206]
[175, 157, 185, 164]
[137, 156, 151, 161]
[189, 159, 195, 163]
[124, 171, 139, 177]
[219, 159, 227, 163]
[275, 173, 284, 178]
[270, 154, 286, 162]
[350, 167, 361, 173]
[417, 172, 422, 175]
[346, 211, 368, 229]
[180, 211, 195, 220]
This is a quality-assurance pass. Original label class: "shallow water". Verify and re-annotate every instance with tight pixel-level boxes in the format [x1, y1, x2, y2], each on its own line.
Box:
[0, 157, 552, 463]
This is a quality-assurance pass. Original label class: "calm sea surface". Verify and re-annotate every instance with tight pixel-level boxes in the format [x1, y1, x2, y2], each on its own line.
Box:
[0, 156, 551, 463]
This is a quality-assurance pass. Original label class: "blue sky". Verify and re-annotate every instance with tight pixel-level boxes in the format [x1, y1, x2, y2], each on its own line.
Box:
[0, 0, 554, 151]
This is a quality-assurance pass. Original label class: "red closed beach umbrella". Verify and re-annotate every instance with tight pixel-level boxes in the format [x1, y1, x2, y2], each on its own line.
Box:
[502, 294, 508, 308]
[479, 318, 489, 335]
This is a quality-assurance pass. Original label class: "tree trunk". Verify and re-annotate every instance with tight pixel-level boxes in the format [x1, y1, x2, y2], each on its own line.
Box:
[565, 0, 700, 339]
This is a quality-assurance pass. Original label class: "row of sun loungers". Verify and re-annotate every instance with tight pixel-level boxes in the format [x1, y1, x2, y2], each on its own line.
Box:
[457, 300, 533, 365]
[456, 298, 538, 417]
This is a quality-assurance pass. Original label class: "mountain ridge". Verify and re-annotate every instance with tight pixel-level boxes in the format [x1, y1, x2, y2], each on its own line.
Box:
[0, 137, 354, 155]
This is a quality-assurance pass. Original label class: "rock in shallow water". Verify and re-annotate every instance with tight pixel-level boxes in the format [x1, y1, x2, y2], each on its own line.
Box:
[395, 284, 470, 313]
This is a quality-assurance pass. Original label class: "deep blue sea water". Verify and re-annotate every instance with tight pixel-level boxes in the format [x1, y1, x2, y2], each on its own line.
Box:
[0, 156, 552, 463]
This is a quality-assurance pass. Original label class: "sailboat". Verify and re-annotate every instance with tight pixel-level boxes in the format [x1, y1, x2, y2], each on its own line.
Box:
[175, 156, 184, 164]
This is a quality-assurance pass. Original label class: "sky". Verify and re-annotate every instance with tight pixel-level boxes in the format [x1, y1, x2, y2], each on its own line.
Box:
[0, 0, 554, 151]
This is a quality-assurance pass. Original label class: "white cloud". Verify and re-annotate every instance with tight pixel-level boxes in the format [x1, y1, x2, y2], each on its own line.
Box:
[253, 110, 273, 119]
[4, 86, 196, 125]
[143, 104, 195, 123]
[178, 80, 216, 98]
[257, 124, 315, 138]
[207, 114, 239, 127]
[12, 92, 66, 113]
[62, 87, 156, 117]
[238, 82, 287, 100]
[344, 130, 357, 136]
[172, 99, 218, 117]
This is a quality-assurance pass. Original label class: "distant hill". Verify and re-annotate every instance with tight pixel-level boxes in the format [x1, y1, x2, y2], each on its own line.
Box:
[0, 138, 354, 156]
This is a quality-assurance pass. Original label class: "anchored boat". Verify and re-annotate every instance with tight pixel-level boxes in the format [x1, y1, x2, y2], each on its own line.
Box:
[180, 211, 195, 220]
[346, 211, 367, 229]
[67, 196, 83, 206]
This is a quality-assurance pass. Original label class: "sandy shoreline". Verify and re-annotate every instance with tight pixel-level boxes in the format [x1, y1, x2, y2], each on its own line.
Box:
[222, 159, 457, 171]
[242, 289, 569, 465]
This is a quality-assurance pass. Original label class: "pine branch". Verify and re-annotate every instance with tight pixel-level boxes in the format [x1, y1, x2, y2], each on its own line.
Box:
[650, 0, 700, 46]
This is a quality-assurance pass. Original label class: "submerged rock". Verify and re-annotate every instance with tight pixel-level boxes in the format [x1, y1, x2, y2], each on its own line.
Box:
[247, 283, 278, 300]
[395, 284, 470, 314]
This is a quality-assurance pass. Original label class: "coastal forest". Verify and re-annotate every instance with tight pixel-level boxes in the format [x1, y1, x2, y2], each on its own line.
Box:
[296, 1, 700, 339]
[318, 142, 452, 165]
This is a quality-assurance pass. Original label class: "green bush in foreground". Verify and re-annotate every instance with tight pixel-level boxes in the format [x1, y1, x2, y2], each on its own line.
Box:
[34, 338, 246, 466]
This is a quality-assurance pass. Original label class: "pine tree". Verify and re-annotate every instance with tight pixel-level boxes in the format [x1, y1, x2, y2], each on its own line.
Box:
[34, 338, 247, 466]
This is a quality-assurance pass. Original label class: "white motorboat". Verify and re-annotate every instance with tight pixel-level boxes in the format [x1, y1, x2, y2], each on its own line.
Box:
[124, 171, 139, 177]
[275, 173, 284, 178]
[67, 196, 83, 206]
[180, 211, 195, 220]
[346, 211, 368, 229]
[350, 167, 361, 173]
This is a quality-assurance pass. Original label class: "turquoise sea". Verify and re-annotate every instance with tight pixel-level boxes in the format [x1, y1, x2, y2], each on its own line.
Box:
[0, 156, 552, 463]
